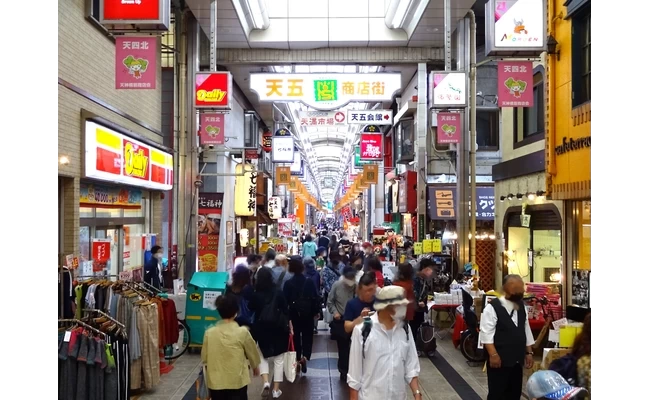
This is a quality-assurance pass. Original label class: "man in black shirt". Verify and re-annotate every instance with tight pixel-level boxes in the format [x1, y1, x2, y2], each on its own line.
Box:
[479, 275, 536, 400]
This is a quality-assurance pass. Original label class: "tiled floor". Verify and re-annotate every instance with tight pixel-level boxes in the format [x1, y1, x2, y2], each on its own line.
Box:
[132, 323, 531, 400]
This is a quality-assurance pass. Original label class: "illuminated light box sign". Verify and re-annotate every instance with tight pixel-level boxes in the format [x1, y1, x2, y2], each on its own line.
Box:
[84, 121, 174, 191]
[99, 0, 170, 31]
[347, 110, 393, 125]
[485, 0, 547, 56]
[249, 73, 402, 110]
[195, 72, 233, 110]
[272, 128, 295, 163]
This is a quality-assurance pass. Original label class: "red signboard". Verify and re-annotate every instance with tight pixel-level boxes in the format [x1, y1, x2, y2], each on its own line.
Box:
[92, 241, 111, 272]
[103, 0, 160, 21]
[198, 193, 223, 272]
[245, 149, 259, 160]
[359, 134, 383, 160]
[262, 131, 272, 153]
[436, 112, 462, 144]
[199, 113, 225, 145]
[195, 72, 233, 110]
[497, 61, 534, 108]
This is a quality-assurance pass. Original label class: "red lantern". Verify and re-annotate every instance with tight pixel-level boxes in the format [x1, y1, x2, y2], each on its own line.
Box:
[261, 130, 272, 153]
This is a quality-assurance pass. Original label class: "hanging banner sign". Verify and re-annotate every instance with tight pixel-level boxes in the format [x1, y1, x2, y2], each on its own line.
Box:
[195, 72, 233, 110]
[497, 61, 534, 107]
[485, 0, 547, 56]
[84, 121, 173, 191]
[199, 113, 225, 145]
[99, 0, 170, 30]
[80, 183, 142, 209]
[92, 240, 111, 272]
[354, 146, 372, 168]
[436, 112, 462, 144]
[431, 72, 467, 107]
[268, 196, 282, 219]
[249, 73, 402, 110]
[359, 134, 383, 161]
[276, 166, 291, 185]
[347, 110, 393, 125]
[115, 37, 157, 90]
[234, 164, 257, 217]
[298, 111, 347, 126]
[272, 128, 294, 163]
[363, 164, 379, 184]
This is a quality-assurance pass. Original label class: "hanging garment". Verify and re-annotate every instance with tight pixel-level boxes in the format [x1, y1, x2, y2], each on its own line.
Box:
[104, 342, 118, 400]
[76, 335, 90, 400]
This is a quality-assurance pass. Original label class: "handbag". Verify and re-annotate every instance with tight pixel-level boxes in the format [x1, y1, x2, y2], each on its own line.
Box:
[283, 334, 298, 383]
[416, 323, 437, 355]
[196, 365, 210, 400]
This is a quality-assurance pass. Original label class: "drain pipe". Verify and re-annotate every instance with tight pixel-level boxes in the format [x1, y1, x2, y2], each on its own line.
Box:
[468, 9, 477, 265]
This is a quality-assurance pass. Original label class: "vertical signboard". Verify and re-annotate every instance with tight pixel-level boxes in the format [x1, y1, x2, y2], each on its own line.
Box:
[431, 72, 467, 108]
[359, 134, 383, 161]
[195, 72, 233, 110]
[199, 113, 225, 145]
[276, 166, 291, 185]
[234, 163, 257, 216]
[115, 37, 157, 90]
[198, 193, 223, 272]
[268, 196, 282, 219]
[272, 128, 294, 163]
[497, 61, 534, 107]
[485, 0, 547, 56]
[436, 112, 462, 144]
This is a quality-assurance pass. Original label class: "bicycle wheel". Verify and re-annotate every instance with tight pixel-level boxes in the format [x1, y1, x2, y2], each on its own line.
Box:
[460, 332, 484, 362]
[165, 320, 191, 360]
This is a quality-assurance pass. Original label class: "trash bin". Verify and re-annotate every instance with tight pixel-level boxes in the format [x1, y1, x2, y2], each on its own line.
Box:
[186, 272, 229, 347]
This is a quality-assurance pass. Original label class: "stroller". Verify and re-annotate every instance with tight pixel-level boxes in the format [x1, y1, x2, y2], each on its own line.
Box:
[459, 288, 484, 362]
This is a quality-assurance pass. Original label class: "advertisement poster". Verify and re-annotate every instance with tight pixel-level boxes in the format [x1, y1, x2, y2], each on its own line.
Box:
[436, 113, 462, 144]
[497, 61, 534, 107]
[199, 113, 225, 145]
[92, 240, 111, 272]
[115, 37, 157, 90]
[198, 193, 223, 272]
[80, 183, 142, 208]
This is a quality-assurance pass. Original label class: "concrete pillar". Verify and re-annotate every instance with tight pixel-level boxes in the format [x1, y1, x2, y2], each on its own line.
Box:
[416, 63, 428, 240]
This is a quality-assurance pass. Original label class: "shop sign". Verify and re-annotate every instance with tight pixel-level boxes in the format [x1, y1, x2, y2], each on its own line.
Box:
[298, 111, 346, 126]
[195, 72, 233, 110]
[354, 146, 372, 168]
[290, 150, 303, 176]
[115, 37, 157, 90]
[359, 134, 383, 161]
[398, 179, 407, 213]
[554, 136, 591, 156]
[99, 0, 170, 30]
[276, 166, 291, 185]
[426, 186, 496, 220]
[84, 121, 173, 191]
[431, 72, 467, 107]
[80, 183, 142, 209]
[497, 61, 534, 107]
[198, 193, 223, 272]
[199, 113, 225, 145]
[261, 130, 272, 152]
[347, 110, 393, 125]
[92, 240, 111, 272]
[234, 163, 257, 217]
[436, 112, 462, 144]
[268, 196, 282, 219]
[278, 218, 293, 236]
[363, 164, 379, 184]
[244, 149, 259, 160]
[249, 73, 402, 110]
[272, 128, 294, 163]
[485, 0, 547, 56]
[65, 254, 80, 270]
[413, 242, 423, 255]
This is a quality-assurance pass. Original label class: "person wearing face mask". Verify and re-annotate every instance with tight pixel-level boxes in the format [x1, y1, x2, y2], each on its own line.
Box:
[347, 286, 421, 400]
[326, 266, 358, 381]
[479, 274, 536, 400]
[144, 245, 164, 289]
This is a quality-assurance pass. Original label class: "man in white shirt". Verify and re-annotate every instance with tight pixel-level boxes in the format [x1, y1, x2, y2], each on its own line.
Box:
[479, 274, 536, 400]
[347, 286, 422, 400]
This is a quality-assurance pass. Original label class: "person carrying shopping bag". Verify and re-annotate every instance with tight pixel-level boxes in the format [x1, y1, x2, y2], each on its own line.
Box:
[201, 294, 261, 400]
[248, 268, 292, 399]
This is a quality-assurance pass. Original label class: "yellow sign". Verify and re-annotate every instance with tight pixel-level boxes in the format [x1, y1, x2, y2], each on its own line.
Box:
[123, 140, 149, 179]
[190, 293, 202, 302]
[363, 164, 379, 184]
[431, 239, 442, 253]
[414, 242, 423, 255]
[276, 166, 291, 185]
[234, 163, 256, 216]
[422, 240, 433, 253]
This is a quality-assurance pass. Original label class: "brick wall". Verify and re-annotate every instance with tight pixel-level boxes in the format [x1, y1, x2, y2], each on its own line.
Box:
[58, 0, 164, 257]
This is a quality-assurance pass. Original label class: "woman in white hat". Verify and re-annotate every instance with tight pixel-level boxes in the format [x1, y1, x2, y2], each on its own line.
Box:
[347, 286, 422, 400]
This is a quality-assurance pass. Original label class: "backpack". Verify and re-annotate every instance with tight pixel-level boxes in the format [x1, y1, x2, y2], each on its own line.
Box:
[361, 319, 410, 359]
[236, 296, 254, 326]
[291, 279, 316, 318]
[257, 292, 289, 332]
[549, 354, 578, 385]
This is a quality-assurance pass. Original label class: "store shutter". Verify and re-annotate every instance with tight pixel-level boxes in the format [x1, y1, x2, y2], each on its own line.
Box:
[505, 208, 561, 231]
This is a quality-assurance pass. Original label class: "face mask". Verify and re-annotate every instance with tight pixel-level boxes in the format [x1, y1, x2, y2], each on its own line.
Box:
[508, 293, 524, 302]
[344, 278, 355, 287]
[392, 305, 408, 322]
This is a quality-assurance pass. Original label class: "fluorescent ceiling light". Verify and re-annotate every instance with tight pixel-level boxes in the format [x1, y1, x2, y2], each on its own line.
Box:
[385, 0, 429, 33]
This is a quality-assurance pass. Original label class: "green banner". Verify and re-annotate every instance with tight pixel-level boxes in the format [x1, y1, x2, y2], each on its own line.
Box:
[354, 146, 372, 168]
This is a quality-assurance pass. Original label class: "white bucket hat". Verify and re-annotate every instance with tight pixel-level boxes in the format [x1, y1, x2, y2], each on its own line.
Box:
[374, 286, 410, 311]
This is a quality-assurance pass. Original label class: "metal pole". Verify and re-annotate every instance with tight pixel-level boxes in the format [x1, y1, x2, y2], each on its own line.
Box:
[444, 0, 452, 71]
[210, 0, 218, 71]
[468, 10, 477, 264]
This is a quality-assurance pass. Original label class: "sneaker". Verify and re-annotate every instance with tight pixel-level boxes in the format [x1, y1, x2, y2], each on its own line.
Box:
[272, 389, 282, 398]
[261, 383, 270, 399]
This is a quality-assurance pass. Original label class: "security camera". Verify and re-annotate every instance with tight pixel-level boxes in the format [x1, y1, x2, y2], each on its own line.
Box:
[194, 180, 203, 188]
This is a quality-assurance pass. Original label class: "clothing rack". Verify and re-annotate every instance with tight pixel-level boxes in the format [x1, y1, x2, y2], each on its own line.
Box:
[82, 308, 126, 329]
[123, 281, 151, 298]
[139, 280, 163, 294]
[58, 318, 107, 339]
[76, 274, 119, 281]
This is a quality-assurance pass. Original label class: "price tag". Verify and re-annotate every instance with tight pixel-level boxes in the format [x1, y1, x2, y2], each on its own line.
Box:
[64, 331, 72, 342]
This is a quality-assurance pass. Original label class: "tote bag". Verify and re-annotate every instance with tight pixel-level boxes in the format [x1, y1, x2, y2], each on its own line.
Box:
[196, 365, 210, 400]
[283, 335, 298, 383]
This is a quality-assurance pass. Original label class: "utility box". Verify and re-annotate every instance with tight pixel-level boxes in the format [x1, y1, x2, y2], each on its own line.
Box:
[186, 272, 228, 346]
